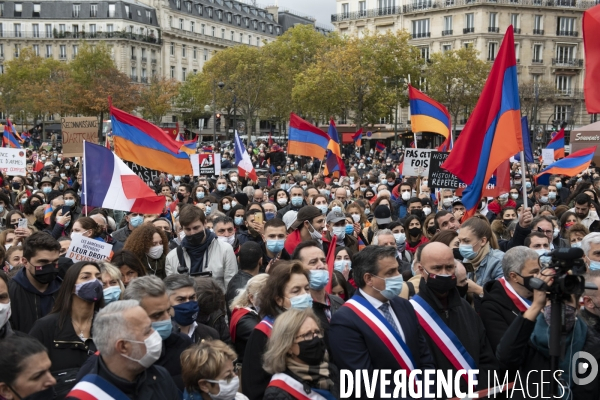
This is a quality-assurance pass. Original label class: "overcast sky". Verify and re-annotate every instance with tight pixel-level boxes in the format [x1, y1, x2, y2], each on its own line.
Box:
[276, 0, 336, 29]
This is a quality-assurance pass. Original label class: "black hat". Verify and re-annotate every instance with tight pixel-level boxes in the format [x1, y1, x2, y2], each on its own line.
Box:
[374, 205, 392, 225]
[290, 205, 322, 230]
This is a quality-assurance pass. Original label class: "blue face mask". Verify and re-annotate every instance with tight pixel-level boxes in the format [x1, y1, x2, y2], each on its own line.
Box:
[266, 239, 285, 254]
[334, 260, 351, 273]
[103, 286, 121, 305]
[151, 319, 173, 340]
[373, 274, 404, 300]
[196, 192, 205, 199]
[289, 293, 313, 310]
[217, 184, 227, 192]
[265, 211, 275, 221]
[525, 182, 532, 189]
[556, 182, 562, 190]
[234, 216, 244, 226]
[309, 270, 329, 290]
[42, 187, 52, 194]
[332, 206, 342, 213]
[291, 196, 303, 207]
[223, 204, 231, 211]
[590, 260, 600, 271]
[571, 241, 582, 248]
[345, 224, 354, 235]
[459, 244, 477, 260]
[173, 301, 200, 327]
[317, 205, 328, 215]
[64, 199, 75, 207]
[205, 206, 212, 215]
[130, 215, 144, 228]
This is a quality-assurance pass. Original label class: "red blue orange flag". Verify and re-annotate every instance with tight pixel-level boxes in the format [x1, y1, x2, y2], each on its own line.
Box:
[109, 102, 192, 175]
[442, 26, 523, 220]
[375, 142, 386, 152]
[408, 85, 451, 140]
[288, 113, 329, 158]
[3, 119, 22, 148]
[351, 128, 363, 147]
[546, 127, 565, 159]
[535, 146, 597, 185]
[324, 120, 347, 177]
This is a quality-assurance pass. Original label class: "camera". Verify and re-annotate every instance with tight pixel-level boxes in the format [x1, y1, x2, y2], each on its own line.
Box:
[529, 247, 587, 297]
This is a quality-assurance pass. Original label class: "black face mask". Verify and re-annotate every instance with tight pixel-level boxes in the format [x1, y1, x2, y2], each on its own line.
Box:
[164, 231, 173, 241]
[176, 192, 185, 202]
[427, 225, 437, 235]
[457, 284, 469, 298]
[410, 209, 424, 220]
[515, 273, 533, 294]
[31, 262, 58, 284]
[186, 229, 206, 247]
[503, 218, 514, 227]
[20, 386, 57, 400]
[452, 248, 462, 260]
[297, 337, 326, 365]
[424, 271, 457, 294]
[408, 227, 421, 238]
[12, 182, 21, 190]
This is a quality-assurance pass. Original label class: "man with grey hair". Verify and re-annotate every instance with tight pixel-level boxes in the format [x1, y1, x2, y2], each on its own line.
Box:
[242, 185, 255, 200]
[371, 229, 396, 247]
[581, 232, 600, 271]
[581, 270, 600, 335]
[163, 274, 218, 343]
[71, 300, 179, 399]
[480, 246, 540, 353]
[124, 276, 192, 391]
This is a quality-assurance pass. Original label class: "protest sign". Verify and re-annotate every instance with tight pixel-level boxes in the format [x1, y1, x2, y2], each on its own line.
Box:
[428, 152, 462, 189]
[192, 153, 221, 176]
[62, 117, 98, 157]
[402, 149, 432, 177]
[0, 148, 26, 176]
[124, 161, 160, 184]
[66, 235, 113, 263]
[542, 149, 555, 166]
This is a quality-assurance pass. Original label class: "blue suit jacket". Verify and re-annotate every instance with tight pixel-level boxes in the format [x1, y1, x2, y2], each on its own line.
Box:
[329, 291, 436, 399]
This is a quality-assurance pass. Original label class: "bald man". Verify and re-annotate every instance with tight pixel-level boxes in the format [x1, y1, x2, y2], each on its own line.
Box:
[411, 242, 498, 394]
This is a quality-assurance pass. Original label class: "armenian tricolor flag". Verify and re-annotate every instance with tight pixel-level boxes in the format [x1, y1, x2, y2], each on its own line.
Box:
[535, 146, 597, 185]
[287, 113, 329, 158]
[351, 128, 363, 147]
[109, 101, 193, 175]
[324, 120, 347, 177]
[546, 126, 565, 160]
[442, 26, 523, 221]
[514, 116, 534, 163]
[44, 204, 53, 225]
[3, 119, 22, 148]
[408, 85, 452, 139]
[375, 142, 386, 152]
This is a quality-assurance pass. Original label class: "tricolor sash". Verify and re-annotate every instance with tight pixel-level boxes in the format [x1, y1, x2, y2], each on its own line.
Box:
[499, 277, 531, 312]
[410, 295, 477, 386]
[67, 374, 129, 400]
[254, 315, 275, 338]
[229, 307, 252, 342]
[344, 295, 417, 373]
[268, 373, 331, 400]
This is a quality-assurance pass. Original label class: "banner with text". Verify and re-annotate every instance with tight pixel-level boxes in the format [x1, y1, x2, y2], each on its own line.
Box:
[62, 117, 98, 157]
[66, 235, 113, 263]
[124, 161, 160, 185]
[428, 152, 463, 189]
[191, 153, 221, 176]
[402, 149, 433, 177]
[0, 148, 26, 176]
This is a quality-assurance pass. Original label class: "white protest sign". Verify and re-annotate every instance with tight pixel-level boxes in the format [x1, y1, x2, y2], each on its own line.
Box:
[402, 149, 433, 177]
[0, 148, 26, 176]
[66, 235, 113, 263]
[190, 154, 200, 176]
[542, 149, 555, 166]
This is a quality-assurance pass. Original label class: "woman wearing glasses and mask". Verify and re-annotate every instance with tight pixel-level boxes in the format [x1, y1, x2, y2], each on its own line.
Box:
[263, 308, 339, 400]
[181, 340, 248, 400]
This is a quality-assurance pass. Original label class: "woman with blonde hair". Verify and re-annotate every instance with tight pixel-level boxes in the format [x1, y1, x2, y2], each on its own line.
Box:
[229, 273, 269, 365]
[263, 309, 338, 399]
[99, 262, 124, 306]
[181, 340, 248, 400]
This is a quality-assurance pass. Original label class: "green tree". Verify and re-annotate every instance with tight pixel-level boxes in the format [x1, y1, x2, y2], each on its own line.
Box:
[424, 47, 490, 142]
[176, 71, 211, 129]
[139, 77, 181, 124]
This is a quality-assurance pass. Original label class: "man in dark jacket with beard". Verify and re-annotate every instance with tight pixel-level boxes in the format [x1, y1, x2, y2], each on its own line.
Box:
[480, 246, 540, 353]
[411, 242, 498, 395]
[8, 232, 61, 333]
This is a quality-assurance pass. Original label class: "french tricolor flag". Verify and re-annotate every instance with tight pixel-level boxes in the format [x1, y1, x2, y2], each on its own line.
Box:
[82, 141, 165, 214]
[234, 131, 258, 181]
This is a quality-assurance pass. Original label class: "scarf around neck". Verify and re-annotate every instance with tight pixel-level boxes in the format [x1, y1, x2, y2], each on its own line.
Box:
[286, 355, 334, 391]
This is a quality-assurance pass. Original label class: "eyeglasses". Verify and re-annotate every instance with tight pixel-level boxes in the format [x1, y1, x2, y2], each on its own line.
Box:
[537, 227, 553, 236]
[295, 329, 323, 342]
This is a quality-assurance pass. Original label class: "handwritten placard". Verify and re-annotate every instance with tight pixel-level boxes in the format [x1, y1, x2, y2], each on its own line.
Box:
[61, 117, 98, 157]
[66, 235, 113, 263]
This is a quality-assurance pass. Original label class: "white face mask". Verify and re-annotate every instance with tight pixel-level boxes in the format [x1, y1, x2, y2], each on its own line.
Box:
[218, 235, 236, 246]
[423, 207, 431, 216]
[207, 376, 240, 400]
[0, 302, 11, 329]
[121, 330, 162, 368]
[147, 245, 164, 260]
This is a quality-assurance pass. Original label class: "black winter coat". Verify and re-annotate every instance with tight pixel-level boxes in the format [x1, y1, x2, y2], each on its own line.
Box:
[156, 332, 193, 391]
[498, 223, 531, 252]
[416, 280, 499, 395]
[312, 294, 344, 356]
[226, 270, 253, 307]
[480, 279, 524, 353]
[233, 311, 260, 364]
[242, 325, 271, 400]
[173, 320, 219, 344]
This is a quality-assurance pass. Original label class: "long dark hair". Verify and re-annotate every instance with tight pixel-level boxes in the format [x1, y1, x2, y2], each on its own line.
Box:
[23, 194, 44, 215]
[111, 250, 147, 278]
[257, 260, 309, 319]
[50, 261, 103, 330]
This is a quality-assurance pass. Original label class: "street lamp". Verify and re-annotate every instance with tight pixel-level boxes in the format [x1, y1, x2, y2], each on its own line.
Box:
[383, 77, 405, 146]
[20, 110, 24, 133]
[210, 81, 225, 145]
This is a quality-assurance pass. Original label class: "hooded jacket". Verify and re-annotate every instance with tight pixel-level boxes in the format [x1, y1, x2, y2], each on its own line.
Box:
[8, 267, 61, 333]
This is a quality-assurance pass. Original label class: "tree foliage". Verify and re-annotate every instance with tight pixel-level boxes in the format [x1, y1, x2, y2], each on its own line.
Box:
[139, 77, 181, 124]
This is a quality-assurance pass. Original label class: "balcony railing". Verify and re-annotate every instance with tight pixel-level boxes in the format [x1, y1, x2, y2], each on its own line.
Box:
[0, 30, 161, 44]
[488, 27, 500, 33]
[59, 54, 67, 60]
[514, 28, 521, 34]
[463, 27, 474, 33]
[131, 55, 137, 61]
[331, 0, 598, 22]
[412, 32, 431, 39]
[170, 27, 255, 47]
[151, 58, 157, 64]
[442, 29, 453, 35]
[130, 75, 138, 82]
[532, 59, 544, 64]
[552, 58, 584, 67]
[533, 29, 544, 34]
[141, 56, 147, 62]
[140, 77, 148, 83]
[557, 30, 578, 36]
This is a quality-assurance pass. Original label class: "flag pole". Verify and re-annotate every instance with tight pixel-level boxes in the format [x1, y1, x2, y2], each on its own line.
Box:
[519, 150, 528, 209]
[414, 132, 419, 149]
[83, 140, 88, 217]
